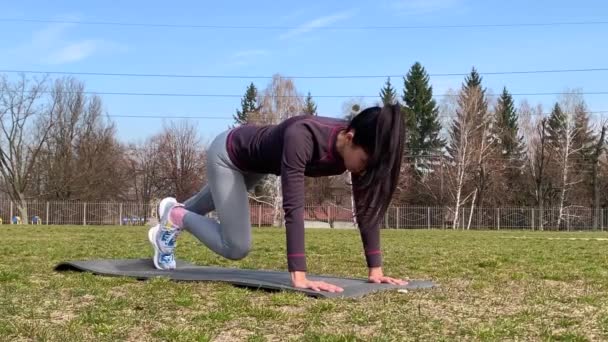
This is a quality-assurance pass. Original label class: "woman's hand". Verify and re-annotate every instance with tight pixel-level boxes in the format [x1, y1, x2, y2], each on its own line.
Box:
[290, 271, 344, 293]
[368, 267, 408, 285]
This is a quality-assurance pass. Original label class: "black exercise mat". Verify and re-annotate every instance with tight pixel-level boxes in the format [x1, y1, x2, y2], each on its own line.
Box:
[55, 259, 436, 298]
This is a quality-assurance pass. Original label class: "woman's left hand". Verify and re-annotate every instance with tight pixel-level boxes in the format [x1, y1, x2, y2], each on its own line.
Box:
[368, 267, 408, 285]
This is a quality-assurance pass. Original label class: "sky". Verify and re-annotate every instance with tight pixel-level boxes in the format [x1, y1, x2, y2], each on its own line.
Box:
[1, 0, 607, 144]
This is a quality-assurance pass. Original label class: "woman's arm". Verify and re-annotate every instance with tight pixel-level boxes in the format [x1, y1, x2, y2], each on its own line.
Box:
[281, 126, 343, 292]
[352, 173, 407, 285]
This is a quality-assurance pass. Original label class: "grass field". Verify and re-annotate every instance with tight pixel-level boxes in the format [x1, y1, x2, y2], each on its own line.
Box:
[1, 226, 607, 341]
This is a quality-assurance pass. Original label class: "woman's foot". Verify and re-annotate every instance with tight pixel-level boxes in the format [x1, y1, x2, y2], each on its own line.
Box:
[148, 197, 184, 270]
[148, 224, 176, 270]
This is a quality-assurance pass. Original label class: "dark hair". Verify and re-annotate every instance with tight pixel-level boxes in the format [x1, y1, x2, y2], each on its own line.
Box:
[348, 104, 405, 231]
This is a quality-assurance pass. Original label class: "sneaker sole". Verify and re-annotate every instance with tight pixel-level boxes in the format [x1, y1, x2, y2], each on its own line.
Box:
[148, 225, 175, 270]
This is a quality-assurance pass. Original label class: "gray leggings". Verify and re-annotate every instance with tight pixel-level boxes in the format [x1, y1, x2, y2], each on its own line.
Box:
[182, 130, 264, 260]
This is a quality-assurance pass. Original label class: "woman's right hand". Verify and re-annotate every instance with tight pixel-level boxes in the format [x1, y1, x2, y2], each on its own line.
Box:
[290, 271, 344, 293]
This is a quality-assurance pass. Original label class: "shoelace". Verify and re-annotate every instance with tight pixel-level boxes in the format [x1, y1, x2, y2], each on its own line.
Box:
[160, 229, 182, 249]
[160, 252, 174, 263]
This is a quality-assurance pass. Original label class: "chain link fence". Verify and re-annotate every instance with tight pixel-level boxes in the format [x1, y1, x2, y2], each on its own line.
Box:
[1, 200, 606, 231]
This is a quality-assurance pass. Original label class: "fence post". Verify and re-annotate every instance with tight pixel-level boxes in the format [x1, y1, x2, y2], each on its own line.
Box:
[46, 202, 49, 225]
[461, 207, 465, 230]
[119, 203, 123, 226]
[328, 205, 331, 227]
[10, 202, 13, 225]
[83, 203, 87, 226]
[385, 209, 389, 229]
[396, 207, 400, 229]
[258, 205, 262, 228]
[531, 208, 535, 231]
[497, 208, 500, 230]
[428, 207, 431, 230]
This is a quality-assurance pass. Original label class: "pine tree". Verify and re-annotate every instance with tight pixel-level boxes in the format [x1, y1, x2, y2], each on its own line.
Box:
[446, 67, 492, 208]
[447, 67, 488, 161]
[491, 87, 526, 205]
[303, 92, 318, 115]
[402, 62, 445, 175]
[493, 87, 525, 158]
[571, 101, 596, 207]
[547, 103, 567, 147]
[380, 77, 397, 105]
[573, 103, 595, 160]
[233, 82, 258, 127]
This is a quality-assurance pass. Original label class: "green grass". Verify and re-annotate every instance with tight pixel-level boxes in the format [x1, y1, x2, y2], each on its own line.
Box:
[1, 226, 608, 341]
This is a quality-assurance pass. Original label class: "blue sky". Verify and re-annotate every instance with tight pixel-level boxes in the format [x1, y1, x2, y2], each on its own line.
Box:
[1, 0, 607, 144]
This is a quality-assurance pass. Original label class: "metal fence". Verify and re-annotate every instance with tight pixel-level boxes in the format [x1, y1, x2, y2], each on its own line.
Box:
[1, 200, 607, 231]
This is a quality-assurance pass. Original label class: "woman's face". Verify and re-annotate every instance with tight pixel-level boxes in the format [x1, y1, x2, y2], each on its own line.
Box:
[342, 131, 369, 175]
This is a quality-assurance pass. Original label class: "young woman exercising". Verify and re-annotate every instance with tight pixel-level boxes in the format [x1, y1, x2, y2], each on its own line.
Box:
[148, 104, 407, 293]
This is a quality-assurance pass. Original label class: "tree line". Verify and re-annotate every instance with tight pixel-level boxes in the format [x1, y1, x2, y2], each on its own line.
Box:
[1, 64, 606, 228]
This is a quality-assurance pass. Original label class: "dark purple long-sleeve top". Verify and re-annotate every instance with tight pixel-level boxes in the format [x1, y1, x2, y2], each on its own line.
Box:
[226, 115, 382, 272]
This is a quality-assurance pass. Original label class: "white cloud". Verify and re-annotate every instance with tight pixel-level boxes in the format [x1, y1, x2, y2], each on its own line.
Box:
[223, 49, 271, 68]
[279, 9, 357, 40]
[390, 0, 462, 14]
[48, 40, 102, 64]
[9, 23, 122, 65]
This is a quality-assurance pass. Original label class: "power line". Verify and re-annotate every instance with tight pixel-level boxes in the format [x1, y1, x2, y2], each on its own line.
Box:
[104, 110, 608, 120]
[1, 18, 607, 30]
[31, 90, 608, 98]
[2, 67, 608, 79]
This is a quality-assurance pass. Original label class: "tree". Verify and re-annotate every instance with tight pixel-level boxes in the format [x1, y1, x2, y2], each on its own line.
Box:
[447, 68, 493, 214]
[493, 87, 525, 158]
[545, 94, 590, 228]
[590, 123, 606, 229]
[402, 62, 445, 177]
[571, 101, 597, 207]
[254, 74, 304, 226]
[37, 77, 125, 201]
[380, 77, 397, 105]
[126, 136, 162, 221]
[490, 87, 526, 205]
[303, 92, 318, 115]
[0, 74, 56, 220]
[233, 82, 258, 127]
[155, 120, 206, 203]
[520, 101, 550, 209]
[342, 97, 366, 121]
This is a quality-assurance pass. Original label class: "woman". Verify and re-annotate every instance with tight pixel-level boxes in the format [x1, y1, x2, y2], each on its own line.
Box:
[148, 104, 407, 293]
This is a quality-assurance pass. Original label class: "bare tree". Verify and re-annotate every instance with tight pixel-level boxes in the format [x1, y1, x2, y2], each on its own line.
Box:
[591, 122, 607, 229]
[546, 93, 589, 228]
[155, 120, 206, 202]
[250, 74, 304, 227]
[521, 103, 553, 230]
[445, 88, 487, 229]
[36, 77, 125, 201]
[0, 74, 55, 220]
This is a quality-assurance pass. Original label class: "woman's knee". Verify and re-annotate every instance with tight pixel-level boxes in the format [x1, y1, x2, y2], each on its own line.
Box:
[223, 239, 251, 260]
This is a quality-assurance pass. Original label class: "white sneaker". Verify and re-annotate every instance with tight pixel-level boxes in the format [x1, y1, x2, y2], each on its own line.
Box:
[148, 197, 184, 270]
[148, 224, 176, 270]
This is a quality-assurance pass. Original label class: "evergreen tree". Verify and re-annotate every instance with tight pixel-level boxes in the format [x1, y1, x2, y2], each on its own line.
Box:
[402, 62, 445, 174]
[547, 103, 567, 147]
[491, 87, 526, 205]
[380, 77, 397, 105]
[446, 67, 488, 161]
[446, 67, 492, 207]
[303, 91, 318, 115]
[233, 82, 258, 127]
[573, 102, 595, 160]
[492, 87, 525, 159]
